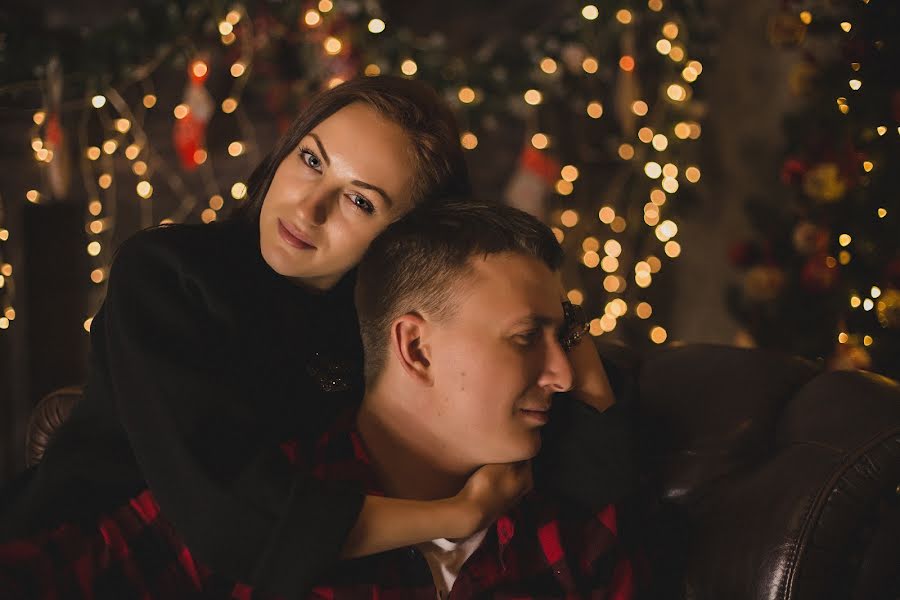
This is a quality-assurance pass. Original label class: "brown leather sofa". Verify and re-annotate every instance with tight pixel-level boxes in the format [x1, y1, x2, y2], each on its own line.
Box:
[25, 344, 900, 599]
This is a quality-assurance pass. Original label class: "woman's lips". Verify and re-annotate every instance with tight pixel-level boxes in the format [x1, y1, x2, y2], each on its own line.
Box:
[277, 219, 316, 250]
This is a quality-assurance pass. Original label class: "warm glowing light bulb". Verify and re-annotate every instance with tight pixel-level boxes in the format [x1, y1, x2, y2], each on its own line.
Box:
[460, 132, 478, 150]
[662, 22, 679, 39]
[587, 101, 603, 118]
[524, 89, 543, 105]
[531, 133, 550, 149]
[368, 18, 386, 33]
[652, 134, 669, 151]
[458, 87, 476, 103]
[667, 84, 687, 101]
[401, 59, 418, 75]
[231, 182, 248, 200]
[555, 180, 574, 196]
[561, 165, 579, 182]
[560, 209, 579, 228]
[136, 181, 153, 198]
[582, 5, 599, 20]
[324, 37, 342, 55]
[540, 58, 558, 74]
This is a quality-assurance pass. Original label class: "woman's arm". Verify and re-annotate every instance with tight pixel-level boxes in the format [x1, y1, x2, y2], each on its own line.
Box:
[532, 279, 636, 509]
[342, 461, 532, 558]
[567, 333, 616, 412]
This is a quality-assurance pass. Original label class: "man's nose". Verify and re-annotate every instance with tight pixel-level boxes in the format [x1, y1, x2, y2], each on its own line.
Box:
[539, 336, 575, 393]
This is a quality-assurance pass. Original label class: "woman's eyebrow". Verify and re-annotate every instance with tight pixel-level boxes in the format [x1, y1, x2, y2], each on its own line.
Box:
[351, 180, 393, 207]
[308, 133, 330, 166]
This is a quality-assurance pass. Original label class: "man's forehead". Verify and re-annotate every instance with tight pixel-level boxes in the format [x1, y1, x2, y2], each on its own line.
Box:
[463, 253, 562, 320]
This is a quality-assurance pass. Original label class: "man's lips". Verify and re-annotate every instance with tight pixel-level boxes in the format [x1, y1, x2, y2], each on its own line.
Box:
[277, 219, 316, 250]
[518, 406, 551, 424]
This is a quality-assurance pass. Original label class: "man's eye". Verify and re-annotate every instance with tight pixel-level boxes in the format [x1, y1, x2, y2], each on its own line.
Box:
[515, 330, 541, 346]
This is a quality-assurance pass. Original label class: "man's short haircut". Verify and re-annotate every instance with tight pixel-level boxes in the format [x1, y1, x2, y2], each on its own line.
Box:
[355, 200, 564, 383]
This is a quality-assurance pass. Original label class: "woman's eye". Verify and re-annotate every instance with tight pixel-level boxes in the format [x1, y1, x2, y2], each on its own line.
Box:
[349, 194, 375, 215]
[299, 148, 322, 171]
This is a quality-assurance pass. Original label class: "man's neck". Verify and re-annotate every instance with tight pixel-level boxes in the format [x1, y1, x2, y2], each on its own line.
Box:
[356, 391, 471, 502]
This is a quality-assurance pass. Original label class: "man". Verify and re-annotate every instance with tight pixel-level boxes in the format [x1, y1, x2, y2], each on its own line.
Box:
[300, 200, 635, 598]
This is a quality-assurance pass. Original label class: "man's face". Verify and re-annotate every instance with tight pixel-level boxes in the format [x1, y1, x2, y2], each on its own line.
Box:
[422, 252, 574, 467]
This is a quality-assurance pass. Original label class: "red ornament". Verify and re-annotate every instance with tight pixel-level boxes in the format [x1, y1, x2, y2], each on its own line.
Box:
[892, 90, 900, 123]
[728, 240, 762, 268]
[884, 258, 900, 288]
[801, 254, 839, 292]
[781, 158, 808, 186]
[173, 60, 215, 171]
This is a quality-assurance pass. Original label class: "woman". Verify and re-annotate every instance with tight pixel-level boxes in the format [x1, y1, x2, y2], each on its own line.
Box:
[0, 76, 632, 597]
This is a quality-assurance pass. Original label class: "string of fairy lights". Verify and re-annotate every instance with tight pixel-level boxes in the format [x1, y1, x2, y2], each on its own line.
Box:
[0, 192, 13, 331]
[7, 0, 706, 346]
[795, 0, 896, 357]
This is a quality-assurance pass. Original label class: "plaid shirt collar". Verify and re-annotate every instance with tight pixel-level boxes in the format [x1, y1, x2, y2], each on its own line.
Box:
[291, 408, 633, 599]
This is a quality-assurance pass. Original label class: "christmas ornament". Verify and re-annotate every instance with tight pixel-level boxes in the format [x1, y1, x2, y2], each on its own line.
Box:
[788, 58, 816, 97]
[504, 144, 560, 221]
[792, 221, 829, 255]
[781, 157, 808, 186]
[173, 58, 215, 171]
[742, 265, 785, 302]
[802, 163, 846, 203]
[728, 240, 763, 268]
[43, 58, 71, 199]
[876, 288, 900, 329]
[884, 259, 900, 289]
[800, 253, 839, 292]
[767, 10, 807, 48]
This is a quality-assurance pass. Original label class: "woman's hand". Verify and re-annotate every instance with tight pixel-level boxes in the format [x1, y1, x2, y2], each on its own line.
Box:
[556, 276, 616, 412]
[453, 461, 533, 537]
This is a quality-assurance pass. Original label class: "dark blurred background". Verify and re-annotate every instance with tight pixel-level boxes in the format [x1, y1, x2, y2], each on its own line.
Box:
[1, 0, 897, 482]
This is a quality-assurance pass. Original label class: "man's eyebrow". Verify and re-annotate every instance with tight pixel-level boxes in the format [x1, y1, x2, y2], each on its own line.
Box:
[308, 133, 330, 166]
[509, 314, 564, 329]
[351, 180, 394, 208]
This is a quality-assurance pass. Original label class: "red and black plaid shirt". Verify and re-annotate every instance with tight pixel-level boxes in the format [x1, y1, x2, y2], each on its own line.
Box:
[0, 410, 634, 599]
[294, 411, 635, 599]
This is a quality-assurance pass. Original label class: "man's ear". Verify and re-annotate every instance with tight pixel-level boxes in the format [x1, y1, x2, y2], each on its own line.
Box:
[390, 313, 433, 385]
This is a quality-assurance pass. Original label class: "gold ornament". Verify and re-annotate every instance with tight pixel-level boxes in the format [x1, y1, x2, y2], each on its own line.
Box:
[876, 289, 900, 329]
[802, 163, 846, 203]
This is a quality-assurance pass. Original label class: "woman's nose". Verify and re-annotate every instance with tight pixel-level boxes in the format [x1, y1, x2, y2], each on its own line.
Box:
[295, 186, 335, 226]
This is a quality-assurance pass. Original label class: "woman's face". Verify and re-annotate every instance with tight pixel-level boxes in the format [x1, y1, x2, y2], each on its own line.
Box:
[259, 103, 416, 289]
